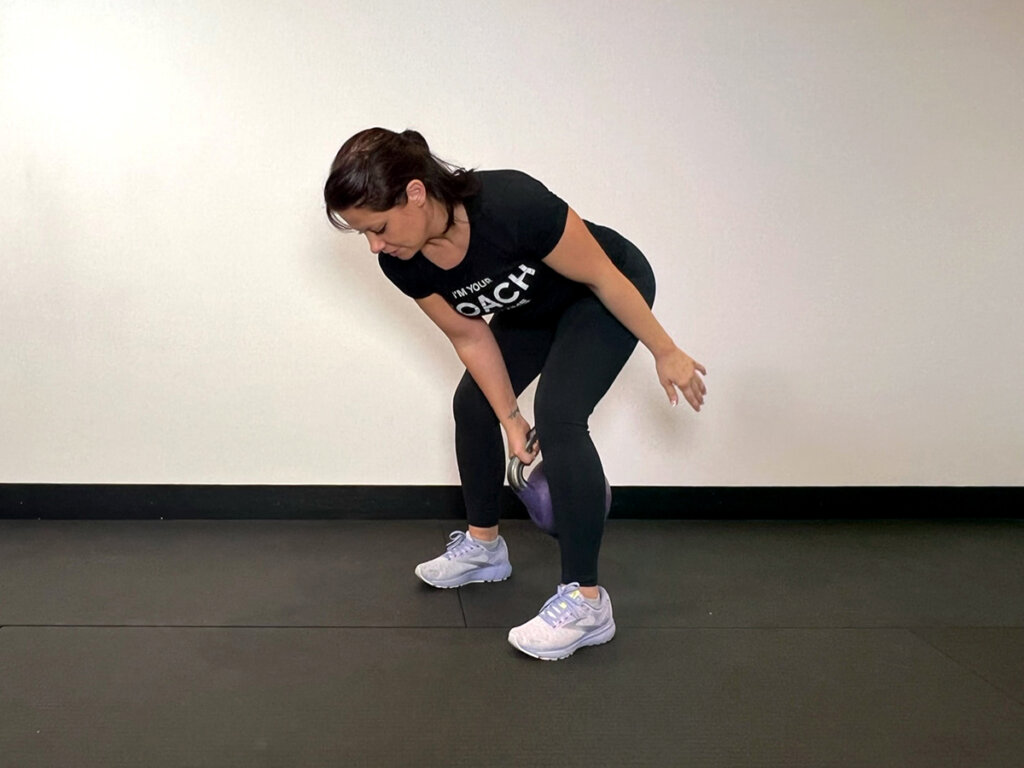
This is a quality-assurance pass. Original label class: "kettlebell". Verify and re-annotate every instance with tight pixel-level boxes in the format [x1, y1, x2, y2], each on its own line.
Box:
[506, 429, 612, 538]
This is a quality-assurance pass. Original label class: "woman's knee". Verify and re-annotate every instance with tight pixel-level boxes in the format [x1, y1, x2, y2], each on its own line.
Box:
[534, 385, 589, 443]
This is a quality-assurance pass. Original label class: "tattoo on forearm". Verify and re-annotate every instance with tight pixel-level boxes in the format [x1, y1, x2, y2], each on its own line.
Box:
[508, 407, 520, 421]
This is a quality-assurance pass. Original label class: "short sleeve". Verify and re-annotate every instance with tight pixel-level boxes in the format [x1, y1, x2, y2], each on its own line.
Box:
[492, 171, 569, 259]
[378, 253, 434, 299]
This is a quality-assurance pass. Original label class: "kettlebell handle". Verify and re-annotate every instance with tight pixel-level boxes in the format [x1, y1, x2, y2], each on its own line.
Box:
[506, 428, 539, 492]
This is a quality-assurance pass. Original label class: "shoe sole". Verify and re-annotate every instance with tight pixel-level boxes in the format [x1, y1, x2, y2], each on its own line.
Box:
[414, 563, 512, 589]
[509, 622, 617, 661]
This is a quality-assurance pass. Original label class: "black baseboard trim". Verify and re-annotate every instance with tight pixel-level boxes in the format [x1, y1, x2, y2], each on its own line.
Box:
[0, 484, 1021, 520]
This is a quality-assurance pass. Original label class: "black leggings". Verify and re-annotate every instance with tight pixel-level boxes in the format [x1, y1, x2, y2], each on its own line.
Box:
[452, 231, 656, 587]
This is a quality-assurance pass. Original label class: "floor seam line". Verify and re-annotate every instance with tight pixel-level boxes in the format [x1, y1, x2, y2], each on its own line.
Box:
[906, 628, 1024, 710]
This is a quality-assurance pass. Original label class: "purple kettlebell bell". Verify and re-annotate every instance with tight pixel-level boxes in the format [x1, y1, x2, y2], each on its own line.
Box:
[506, 429, 612, 538]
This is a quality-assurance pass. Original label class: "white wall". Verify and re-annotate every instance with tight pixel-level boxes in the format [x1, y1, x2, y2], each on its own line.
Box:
[2, 0, 1022, 486]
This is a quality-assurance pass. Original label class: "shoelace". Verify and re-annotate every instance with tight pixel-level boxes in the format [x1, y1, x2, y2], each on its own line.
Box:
[538, 582, 587, 628]
[442, 530, 480, 560]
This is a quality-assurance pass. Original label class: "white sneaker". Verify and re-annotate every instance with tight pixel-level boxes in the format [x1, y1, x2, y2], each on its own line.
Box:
[414, 530, 512, 588]
[508, 582, 616, 660]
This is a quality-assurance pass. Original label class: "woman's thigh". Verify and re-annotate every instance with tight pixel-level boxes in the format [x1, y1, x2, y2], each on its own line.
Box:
[535, 295, 644, 424]
[454, 315, 557, 425]
[488, 315, 558, 396]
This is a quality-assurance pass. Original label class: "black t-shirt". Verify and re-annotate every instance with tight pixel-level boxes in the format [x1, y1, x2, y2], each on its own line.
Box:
[378, 170, 590, 320]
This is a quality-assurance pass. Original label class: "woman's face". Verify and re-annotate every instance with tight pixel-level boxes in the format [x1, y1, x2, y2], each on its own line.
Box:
[337, 181, 432, 260]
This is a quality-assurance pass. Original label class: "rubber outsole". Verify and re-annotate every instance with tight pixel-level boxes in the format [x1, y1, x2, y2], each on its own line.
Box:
[414, 564, 512, 589]
[508, 622, 616, 661]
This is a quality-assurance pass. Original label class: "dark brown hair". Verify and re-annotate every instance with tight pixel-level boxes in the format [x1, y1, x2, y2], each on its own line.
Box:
[324, 128, 480, 232]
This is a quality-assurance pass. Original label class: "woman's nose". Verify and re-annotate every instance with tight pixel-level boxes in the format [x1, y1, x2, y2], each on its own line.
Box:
[366, 233, 385, 253]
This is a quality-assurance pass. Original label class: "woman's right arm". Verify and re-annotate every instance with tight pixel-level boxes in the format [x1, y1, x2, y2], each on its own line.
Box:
[415, 294, 536, 463]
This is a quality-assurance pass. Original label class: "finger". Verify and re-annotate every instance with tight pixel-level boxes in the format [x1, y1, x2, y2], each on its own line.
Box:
[686, 369, 707, 398]
[684, 378, 704, 409]
[695, 361, 707, 376]
[663, 382, 678, 406]
[685, 385, 702, 411]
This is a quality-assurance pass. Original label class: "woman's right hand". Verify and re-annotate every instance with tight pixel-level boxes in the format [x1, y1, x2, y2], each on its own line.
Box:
[503, 409, 539, 465]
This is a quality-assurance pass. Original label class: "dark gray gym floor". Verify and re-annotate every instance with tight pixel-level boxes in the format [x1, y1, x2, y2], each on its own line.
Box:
[1, 518, 1022, 767]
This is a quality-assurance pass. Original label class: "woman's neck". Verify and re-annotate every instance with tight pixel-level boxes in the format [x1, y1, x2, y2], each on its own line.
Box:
[421, 202, 470, 270]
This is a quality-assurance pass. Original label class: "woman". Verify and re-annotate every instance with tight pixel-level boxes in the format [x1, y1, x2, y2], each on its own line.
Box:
[324, 128, 706, 661]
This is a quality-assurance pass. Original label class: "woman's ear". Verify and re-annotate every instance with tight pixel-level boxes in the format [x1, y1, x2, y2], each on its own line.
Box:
[405, 179, 427, 206]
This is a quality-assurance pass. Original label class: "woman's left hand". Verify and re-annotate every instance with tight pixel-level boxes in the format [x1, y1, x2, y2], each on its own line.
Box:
[656, 347, 707, 411]
[503, 410, 539, 465]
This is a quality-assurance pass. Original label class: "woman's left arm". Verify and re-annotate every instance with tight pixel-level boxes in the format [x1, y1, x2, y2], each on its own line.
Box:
[543, 209, 707, 411]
